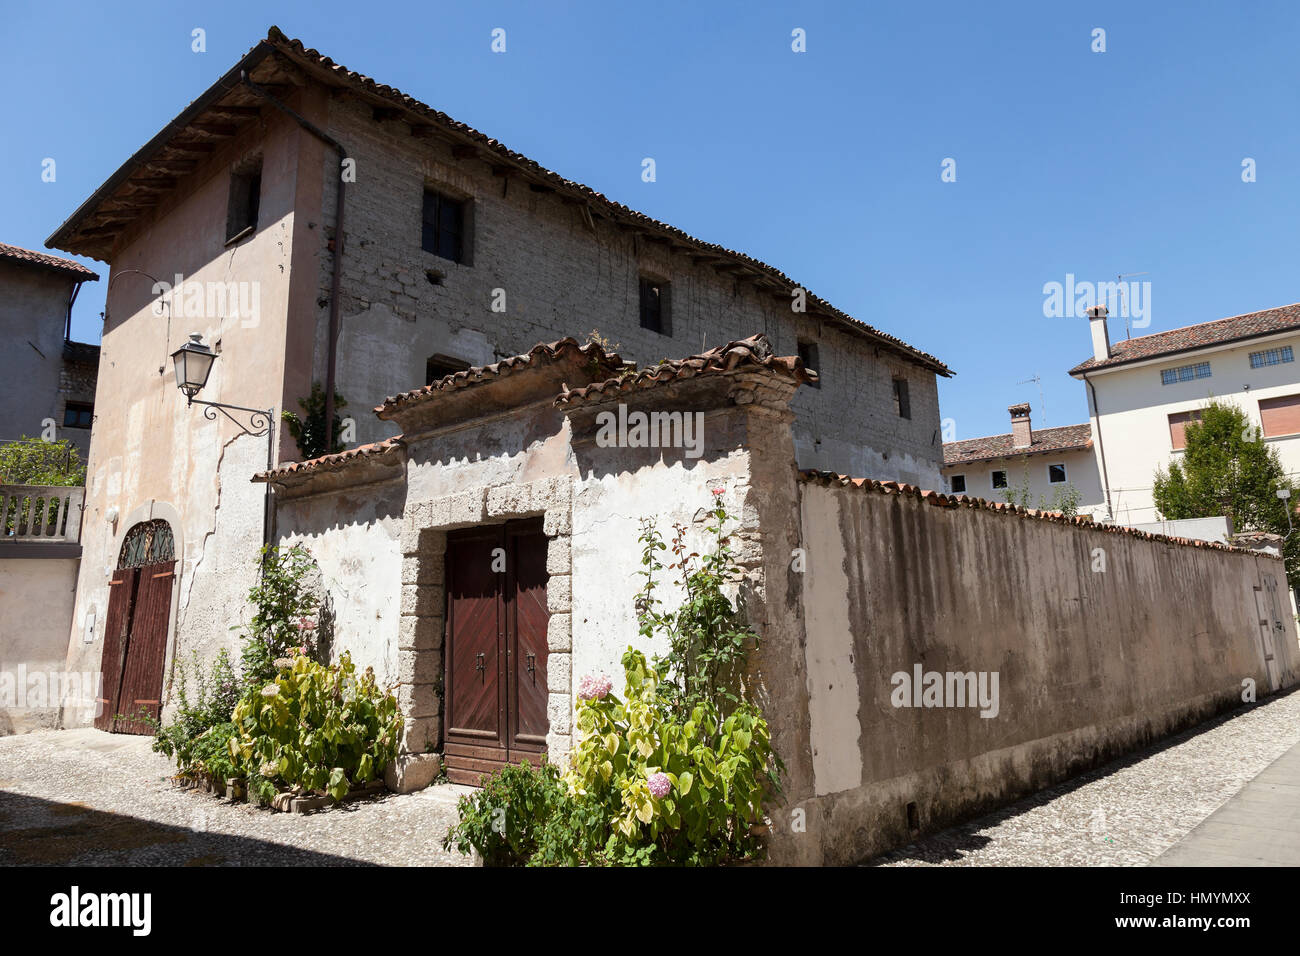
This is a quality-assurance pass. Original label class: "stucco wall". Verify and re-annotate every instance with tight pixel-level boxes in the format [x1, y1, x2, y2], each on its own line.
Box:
[786, 478, 1300, 864]
[0, 556, 80, 734]
[0, 263, 77, 447]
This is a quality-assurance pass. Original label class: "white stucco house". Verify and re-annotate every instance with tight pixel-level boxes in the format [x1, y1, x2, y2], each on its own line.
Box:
[1070, 303, 1300, 526]
[941, 403, 1106, 519]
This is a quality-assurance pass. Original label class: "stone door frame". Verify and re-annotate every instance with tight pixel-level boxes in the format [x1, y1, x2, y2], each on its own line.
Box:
[392, 476, 574, 790]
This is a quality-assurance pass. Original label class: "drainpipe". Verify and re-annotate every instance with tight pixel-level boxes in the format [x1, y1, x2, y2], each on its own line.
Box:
[1083, 371, 1114, 520]
[238, 73, 349, 454]
[64, 279, 84, 342]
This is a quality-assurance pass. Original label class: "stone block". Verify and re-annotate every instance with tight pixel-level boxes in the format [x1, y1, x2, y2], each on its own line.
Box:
[545, 534, 571, 574]
[546, 652, 571, 693]
[546, 694, 572, 735]
[547, 574, 571, 613]
[384, 753, 441, 794]
[547, 613, 571, 652]
[398, 648, 439, 685]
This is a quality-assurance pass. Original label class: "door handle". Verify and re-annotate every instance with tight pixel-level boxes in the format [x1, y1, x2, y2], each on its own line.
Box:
[475, 652, 485, 680]
[525, 652, 536, 681]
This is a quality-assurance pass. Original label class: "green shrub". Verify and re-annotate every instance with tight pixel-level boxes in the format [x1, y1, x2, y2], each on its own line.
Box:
[230, 651, 401, 806]
[151, 649, 243, 785]
[236, 544, 320, 685]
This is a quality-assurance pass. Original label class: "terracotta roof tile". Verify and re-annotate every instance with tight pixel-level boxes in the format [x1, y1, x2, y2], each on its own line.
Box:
[799, 470, 1272, 559]
[1070, 303, 1300, 374]
[943, 423, 1092, 466]
[256, 437, 404, 481]
[0, 241, 98, 279]
[377, 337, 623, 418]
[555, 333, 816, 407]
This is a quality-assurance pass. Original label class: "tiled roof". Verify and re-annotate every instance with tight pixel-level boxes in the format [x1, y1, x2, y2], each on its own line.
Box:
[256, 437, 404, 481]
[1070, 303, 1300, 374]
[0, 241, 98, 279]
[799, 471, 1272, 559]
[942, 423, 1092, 466]
[556, 333, 815, 407]
[46, 26, 949, 378]
[377, 338, 623, 419]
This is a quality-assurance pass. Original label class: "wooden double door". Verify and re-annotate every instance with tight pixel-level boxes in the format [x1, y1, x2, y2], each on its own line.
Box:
[443, 519, 550, 785]
[96, 520, 176, 734]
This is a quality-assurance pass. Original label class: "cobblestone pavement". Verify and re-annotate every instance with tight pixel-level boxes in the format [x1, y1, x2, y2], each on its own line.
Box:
[0, 728, 476, 866]
[869, 689, 1300, 867]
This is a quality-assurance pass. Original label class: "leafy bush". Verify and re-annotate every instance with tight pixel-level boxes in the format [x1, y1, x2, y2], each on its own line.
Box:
[150, 649, 243, 786]
[230, 651, 401, 806]
[237, 544, 320, 685]
[281, 382, 347, 461]
[0, 436, 85, 486]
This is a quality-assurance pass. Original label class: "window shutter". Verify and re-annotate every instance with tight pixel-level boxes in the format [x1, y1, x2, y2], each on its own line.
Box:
[1259, 394, 1300, 438]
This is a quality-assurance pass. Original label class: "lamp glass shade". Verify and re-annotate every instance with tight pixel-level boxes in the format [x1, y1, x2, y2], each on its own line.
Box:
[171, 334, 217, 398]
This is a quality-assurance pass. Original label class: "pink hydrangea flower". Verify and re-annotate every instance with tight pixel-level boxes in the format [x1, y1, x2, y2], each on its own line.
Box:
[711, 487, 725, 496]
[647, 772, 672, 799]
[578, 674, 613, 701]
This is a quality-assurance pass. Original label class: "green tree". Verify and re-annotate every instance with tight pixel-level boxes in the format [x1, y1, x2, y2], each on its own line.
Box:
[281, 382, 346, 460]
[1153, 399, 1297, 585]
[0, 436, 85, 486]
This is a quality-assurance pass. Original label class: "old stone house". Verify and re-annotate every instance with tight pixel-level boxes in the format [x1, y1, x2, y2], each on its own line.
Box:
[0, 242, 99, 457]
[43, 28, 949, 738]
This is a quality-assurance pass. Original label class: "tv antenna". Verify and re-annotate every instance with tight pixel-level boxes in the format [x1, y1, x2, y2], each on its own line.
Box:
[1017, 374, 1046, 425]
[1115, 272, 1150, 340]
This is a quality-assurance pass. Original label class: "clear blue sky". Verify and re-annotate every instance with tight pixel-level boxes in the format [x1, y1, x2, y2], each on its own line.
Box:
[4, 1, 1297, 441]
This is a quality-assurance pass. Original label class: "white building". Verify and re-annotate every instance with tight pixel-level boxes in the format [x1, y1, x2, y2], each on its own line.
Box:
[942, 403, 1107, 518]
[1070, 303, 1300, 525]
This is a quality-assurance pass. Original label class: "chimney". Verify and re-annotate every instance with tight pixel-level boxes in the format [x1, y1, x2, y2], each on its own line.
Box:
[1087, 304, 1111, 362]
[1009, 403, 1032, 448]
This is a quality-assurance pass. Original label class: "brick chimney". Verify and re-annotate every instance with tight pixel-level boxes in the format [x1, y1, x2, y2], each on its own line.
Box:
[1087, 304, 1111, 362]
[1009, 403, 1032, 448]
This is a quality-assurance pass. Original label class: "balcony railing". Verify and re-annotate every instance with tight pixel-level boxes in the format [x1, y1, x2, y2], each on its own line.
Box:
[1, 484, 84, 544]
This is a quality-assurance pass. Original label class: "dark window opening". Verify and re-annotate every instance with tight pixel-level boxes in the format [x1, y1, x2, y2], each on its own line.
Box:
[906, 801, 920, 834]
[422, 189, 468, 263]
[63, 401, 93, 429]
[639, 277, 671, 336]
[949, 474, 966, 494]
[991, 470, 1008, 490]
[1048, 463, 1067, 484]
[797, 340, 821, 387]
[426, 353, 472, 386]
[892, 378, 911, 419]
[226, 160, 262, 242]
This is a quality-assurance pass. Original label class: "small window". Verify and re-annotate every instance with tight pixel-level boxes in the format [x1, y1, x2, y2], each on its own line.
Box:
[63, 401, 93, 429]
[426, 353, 471, 386]
[797, 341, 821, 387]
[892, 378, 911, 419]
[1168, 410, 1202, 450]
[639, 277, 671, 336]
[422, 189, 468, 263]
[949, 474, 966, 494]
[1048, 463, 1067, 484]
[1250, 346, 1294, 369]
[991, 470, 1008, 490]
[1160, 361, 1211, 386]
[225, 159, 262, 242]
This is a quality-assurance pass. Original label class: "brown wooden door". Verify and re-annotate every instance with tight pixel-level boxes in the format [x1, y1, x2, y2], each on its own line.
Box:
[444, 519, 550, 785]
[114, 560, 176, 734]
[95, 568, 139, 732]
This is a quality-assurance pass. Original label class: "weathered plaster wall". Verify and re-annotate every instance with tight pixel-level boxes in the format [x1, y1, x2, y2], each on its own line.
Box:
[0, 263, 79, 448]
[312, 95, 943, 485]
[786, 479, 1300, 864]
[0, 556, 79, 734]
[61, 104, 318, 721]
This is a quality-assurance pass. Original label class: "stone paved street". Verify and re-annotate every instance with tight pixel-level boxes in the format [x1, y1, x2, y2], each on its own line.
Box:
[870, 689, 1300, 867]
[0, 728, 475, 866]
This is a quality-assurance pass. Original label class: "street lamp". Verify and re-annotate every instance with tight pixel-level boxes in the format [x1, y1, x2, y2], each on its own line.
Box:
[168, 333, 276, 546]
[1277, 487, 1293, 539]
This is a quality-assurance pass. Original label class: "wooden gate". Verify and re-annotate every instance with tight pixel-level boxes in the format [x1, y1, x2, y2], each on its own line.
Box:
[96, 520, 176, 734]
[443, 518, 550, 785]
[1254, 574, 1284, 693]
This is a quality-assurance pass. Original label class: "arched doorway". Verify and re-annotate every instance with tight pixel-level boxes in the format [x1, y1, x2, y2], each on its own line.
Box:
[95, 519, 176, 734]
